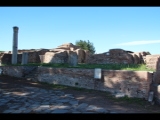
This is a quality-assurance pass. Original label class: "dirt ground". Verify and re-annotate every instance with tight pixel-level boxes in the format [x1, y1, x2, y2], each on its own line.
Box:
[0, 75, 160, 113]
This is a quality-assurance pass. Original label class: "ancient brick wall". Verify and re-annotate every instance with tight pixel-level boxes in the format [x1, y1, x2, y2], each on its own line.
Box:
[0, 66, 36, 78]
[86, 49, 134, 64]
[37, 67, 152, 99]
[86, 49, 151, 65]
[146, 55, 160, 71]
[0, 66, 154, 100]
[0, 54, 22, 64]
[0, 49, 48, 64]
[100, 70, 152, 99]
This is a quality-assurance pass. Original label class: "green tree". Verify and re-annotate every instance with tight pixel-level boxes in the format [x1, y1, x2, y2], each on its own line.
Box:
[75, 40, 95, 54]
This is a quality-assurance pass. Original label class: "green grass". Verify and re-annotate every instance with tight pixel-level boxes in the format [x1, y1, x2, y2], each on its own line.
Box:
[1, 63, 155, 71]
[110, 95, 146, 106]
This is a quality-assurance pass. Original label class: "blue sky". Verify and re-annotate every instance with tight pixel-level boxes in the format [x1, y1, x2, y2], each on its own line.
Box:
[0, 7, 160, 54]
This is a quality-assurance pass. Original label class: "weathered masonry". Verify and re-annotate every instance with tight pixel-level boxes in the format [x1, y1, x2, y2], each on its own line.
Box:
[0, 66, 159, 102]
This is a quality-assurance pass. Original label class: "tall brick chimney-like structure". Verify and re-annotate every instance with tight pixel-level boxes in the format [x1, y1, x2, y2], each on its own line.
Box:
[12, 26, 19, 64]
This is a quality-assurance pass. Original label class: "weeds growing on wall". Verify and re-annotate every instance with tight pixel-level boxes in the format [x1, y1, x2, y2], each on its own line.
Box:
[1, 63, 155, 71]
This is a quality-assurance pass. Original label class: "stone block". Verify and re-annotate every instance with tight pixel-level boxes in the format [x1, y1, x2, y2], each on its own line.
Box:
[94, 68, 101, 79]
[68, 53, 78, 67]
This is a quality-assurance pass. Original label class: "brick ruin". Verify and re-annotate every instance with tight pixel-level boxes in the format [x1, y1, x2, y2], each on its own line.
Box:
[0, 43, 91, 65]
[0, 42, 159, 71]
[1, 42, 160, 104]
[0, 49, 49, 64]
[86, 49, 150, 64]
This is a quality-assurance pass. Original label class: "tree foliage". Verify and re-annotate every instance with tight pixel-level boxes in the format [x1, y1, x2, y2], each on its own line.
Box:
[75, 40, 95, 54]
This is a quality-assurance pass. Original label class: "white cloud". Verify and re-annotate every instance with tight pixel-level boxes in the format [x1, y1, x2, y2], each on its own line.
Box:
[116, 40, 160, 46]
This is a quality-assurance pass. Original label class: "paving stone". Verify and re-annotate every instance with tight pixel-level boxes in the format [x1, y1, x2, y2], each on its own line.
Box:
[76, 103, 88, 110]
[39, 105, 50, 108]
[58, 105, 71, 109]
[9, 105, 21, 109]
[18, 93, 30, 96]
[56, 99, 70, 103]
[93, 107, 107, 113]
[110, 111, 117, 113]
[41, 102, 50, 105]
[22, 109, 32, 113]
[43, 109, 53, 113]
[86, 105, 97, 111]
[11, 110, 23, 113]
[49, 107, 59, 111]
[69, 101, 79, 106]
[51, 109, 69, 113]
[3, 109, 15, 113]
[18, 107, 27, 111]
[39, 89, 48, 93]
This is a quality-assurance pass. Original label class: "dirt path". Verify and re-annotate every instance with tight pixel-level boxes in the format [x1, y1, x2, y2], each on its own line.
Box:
[0, 75, 160, 113]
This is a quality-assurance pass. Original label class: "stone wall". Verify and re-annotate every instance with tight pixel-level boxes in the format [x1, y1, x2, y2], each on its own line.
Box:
[101, 70, 152, 99]
[0, 66, 37, 78]
[0, 66, 156, 100]
[43, 43, 87, 64]
[86, 49, 150, 65]
[42, 51, 69, 64]
[86, 49, 134, 64]
[0, 66, 153, 99]
[0, 49, 49, 64]
[36, 67, 152, 99]
[146, 55, 160, 71]
[0, 53, 22, 64]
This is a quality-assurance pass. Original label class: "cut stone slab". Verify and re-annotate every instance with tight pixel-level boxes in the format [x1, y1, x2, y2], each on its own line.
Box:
[22, 109, 32, 113]
[10, 105, 21, 109]
[21, 93, 30, 96]
[56, 99, 70, 103]
[11, 110, 23, 113]
[76, 103, 88, 110]
[86, 105, 97, 111]
[148, 91, 154, 102]
[69, 101, 79, 106]
[39, 105, 50, 108]
[18, 108, 27, 111]
[58, 105, 71, 109]
[3, 110, 15, 113]
[51, 109, 69, 113]
[93, 107, 107, 113]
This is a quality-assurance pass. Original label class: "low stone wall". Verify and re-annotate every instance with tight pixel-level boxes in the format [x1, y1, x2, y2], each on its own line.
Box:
[37, 67, 152, 99]
[0, 66, 154, 100]
[0, 66, 37, 78]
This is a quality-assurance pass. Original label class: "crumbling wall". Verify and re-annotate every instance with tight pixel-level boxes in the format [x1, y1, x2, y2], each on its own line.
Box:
[41, 43, 87, 64]
[0, 54, 22, 64]
[42, 51, 69, 64]
[0, 49, 49, 64]
[146, 55, 160, 71]
[86, 49, 150, 65]
[86, 49, 134, 64]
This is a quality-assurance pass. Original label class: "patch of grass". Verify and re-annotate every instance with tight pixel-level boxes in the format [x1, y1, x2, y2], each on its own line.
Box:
[1, 63, 155, 71]
[111, 95, 146, 106]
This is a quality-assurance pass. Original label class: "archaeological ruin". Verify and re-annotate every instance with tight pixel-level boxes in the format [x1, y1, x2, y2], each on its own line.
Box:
[1, 26, 160, 105]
